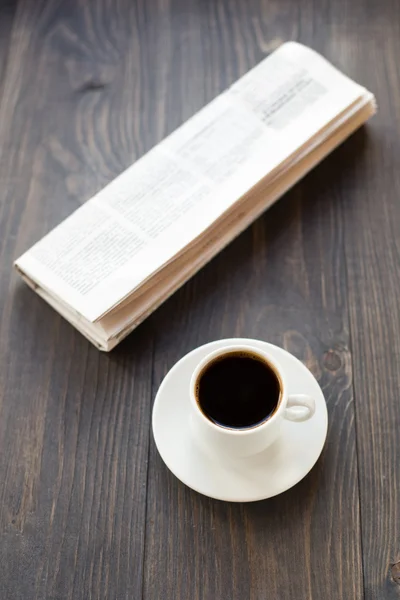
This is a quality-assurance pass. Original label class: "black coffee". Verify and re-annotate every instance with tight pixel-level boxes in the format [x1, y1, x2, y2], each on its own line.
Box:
[196, 351, 281, 429]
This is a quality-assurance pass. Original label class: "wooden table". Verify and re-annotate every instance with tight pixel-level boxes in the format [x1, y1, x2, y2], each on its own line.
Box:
[0, 0, 399, 598]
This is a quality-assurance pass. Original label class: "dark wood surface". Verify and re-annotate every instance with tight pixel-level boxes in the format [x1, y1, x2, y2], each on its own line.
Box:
[0, 1, 398, 599]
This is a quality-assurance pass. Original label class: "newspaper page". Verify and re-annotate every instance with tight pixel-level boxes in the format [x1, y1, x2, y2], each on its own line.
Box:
[97, 96, 375, 346]
[15, 42, 369, 322]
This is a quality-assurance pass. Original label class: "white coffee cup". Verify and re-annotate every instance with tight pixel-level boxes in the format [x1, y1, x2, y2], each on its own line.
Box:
[189, 343, 315, 458]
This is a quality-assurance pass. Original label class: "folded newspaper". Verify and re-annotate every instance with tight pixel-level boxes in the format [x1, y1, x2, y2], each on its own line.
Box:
[14, 42, 376, 350]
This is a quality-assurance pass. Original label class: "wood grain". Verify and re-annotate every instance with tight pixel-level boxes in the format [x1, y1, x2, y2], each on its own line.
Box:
[0, 1, 156, 598]
[331, 5, 400, 596]
[0, 0, 399, 599]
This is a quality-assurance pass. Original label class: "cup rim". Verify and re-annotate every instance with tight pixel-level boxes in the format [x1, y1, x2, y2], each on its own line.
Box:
[189, 343, 286, 435]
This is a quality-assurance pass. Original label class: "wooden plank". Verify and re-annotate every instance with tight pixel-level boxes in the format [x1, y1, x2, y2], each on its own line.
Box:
[0, 1, 156, 598]
[143, 2, 363, 597]
[332, 2, 400, 597]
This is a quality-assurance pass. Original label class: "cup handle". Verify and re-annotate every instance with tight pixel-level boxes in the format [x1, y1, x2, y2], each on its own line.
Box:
[284, 394, 316, 422]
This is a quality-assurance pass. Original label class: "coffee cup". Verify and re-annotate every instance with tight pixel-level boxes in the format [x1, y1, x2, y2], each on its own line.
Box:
[189, 343, 315, 458]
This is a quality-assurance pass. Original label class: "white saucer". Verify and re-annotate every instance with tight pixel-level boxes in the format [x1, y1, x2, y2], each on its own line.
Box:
[152, 339, 328, 502]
